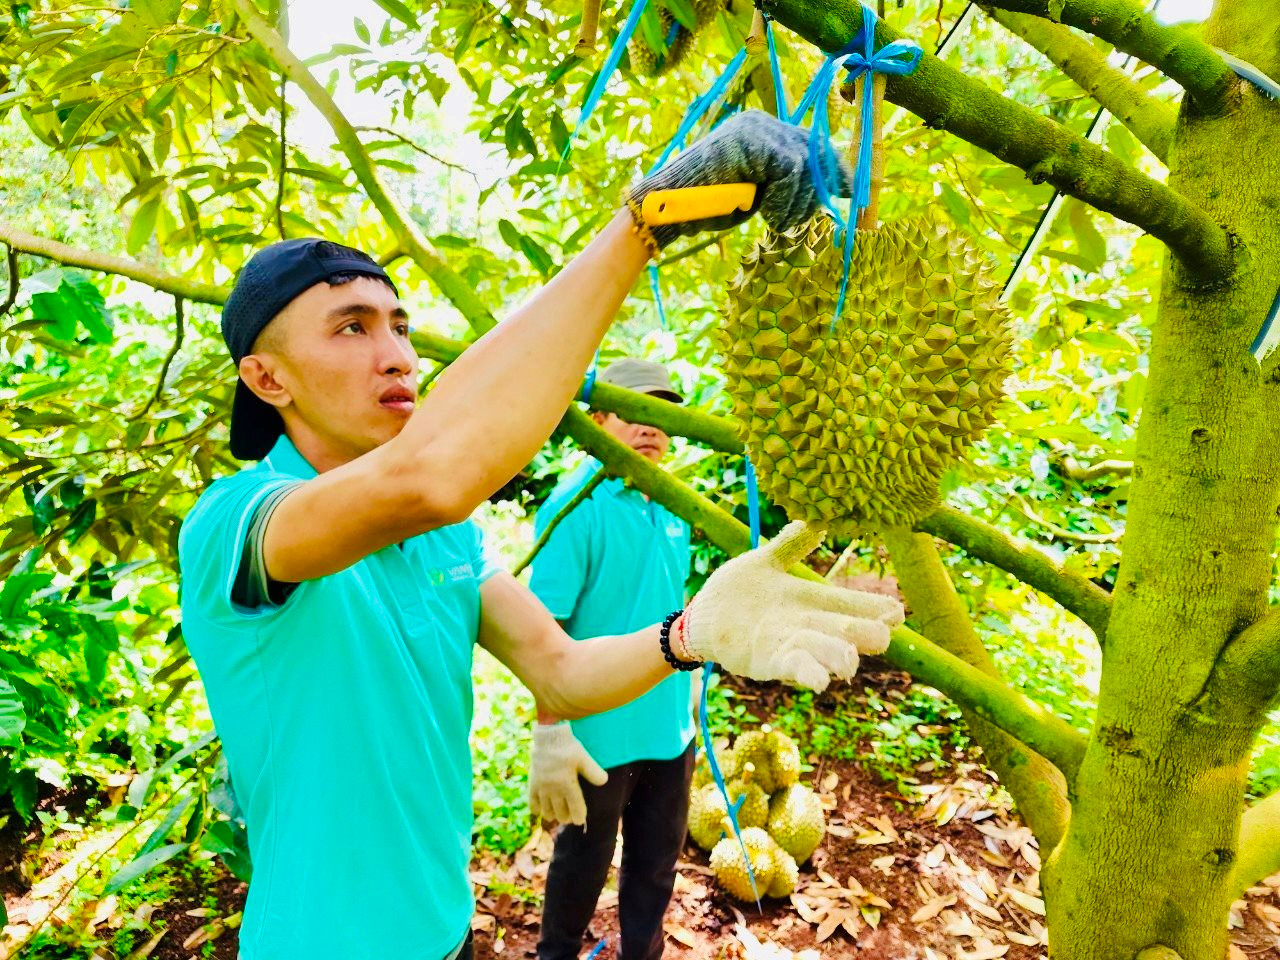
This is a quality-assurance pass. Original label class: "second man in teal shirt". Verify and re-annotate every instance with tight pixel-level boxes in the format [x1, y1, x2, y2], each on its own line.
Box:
[529, 358, 696, 960]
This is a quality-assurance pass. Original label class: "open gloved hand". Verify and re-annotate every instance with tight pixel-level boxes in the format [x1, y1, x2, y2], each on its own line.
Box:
[674, 521, 903, 692]
[625, 109, 852, 253]
[528, 722, 608, 826]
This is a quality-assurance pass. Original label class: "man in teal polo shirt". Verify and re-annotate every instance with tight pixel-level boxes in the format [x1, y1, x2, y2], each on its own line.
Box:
[528, 358, 696, 960]
[178, 112, 904, 960]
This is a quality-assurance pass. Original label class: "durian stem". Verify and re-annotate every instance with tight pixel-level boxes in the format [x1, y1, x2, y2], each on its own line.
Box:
[574, 0, 601, 56]
[746, 6, 767, 55]
[850, 73, 887, 231]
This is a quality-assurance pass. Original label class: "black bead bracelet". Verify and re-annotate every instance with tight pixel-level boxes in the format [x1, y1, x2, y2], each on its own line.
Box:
[659, 609, 700, 672]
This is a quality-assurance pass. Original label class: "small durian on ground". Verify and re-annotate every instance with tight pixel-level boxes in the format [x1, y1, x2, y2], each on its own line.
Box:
[767, 782, 826, 864]
[709, 824, 778, 901]
[730, 724, 800, 795]
[719, 216, 1013, 533]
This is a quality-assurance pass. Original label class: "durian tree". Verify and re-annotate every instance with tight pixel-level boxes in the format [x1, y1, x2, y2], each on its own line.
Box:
[1, 0, 1277, 958]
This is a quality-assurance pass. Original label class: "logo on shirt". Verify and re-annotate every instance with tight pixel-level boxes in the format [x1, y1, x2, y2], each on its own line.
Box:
[665, 522, 684, 539]
[427, 562, 475, 586]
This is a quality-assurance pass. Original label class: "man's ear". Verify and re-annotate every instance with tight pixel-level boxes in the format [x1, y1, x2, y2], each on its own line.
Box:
[591, 410, 607, 425]
[239, 355, 292, 411]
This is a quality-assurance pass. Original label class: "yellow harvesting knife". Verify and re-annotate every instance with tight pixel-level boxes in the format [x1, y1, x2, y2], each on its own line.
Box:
[641, 183, 758, 225]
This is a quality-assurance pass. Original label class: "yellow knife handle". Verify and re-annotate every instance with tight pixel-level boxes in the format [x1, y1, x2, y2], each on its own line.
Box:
[640, 183, 758, 226]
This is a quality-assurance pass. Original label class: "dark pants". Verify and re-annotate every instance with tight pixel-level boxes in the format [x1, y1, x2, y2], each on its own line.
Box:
[537, 743, 695, 960]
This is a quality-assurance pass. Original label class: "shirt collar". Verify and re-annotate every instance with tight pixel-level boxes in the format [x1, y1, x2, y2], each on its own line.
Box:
[261, 434, 319, 480]
[583, 458, 627, 497]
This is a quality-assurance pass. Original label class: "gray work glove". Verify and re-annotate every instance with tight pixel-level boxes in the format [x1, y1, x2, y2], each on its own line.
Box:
[624, 109, 853, 252]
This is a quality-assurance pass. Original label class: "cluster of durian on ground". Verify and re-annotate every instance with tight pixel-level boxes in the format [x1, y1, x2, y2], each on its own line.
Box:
[689, 725, 827, 901]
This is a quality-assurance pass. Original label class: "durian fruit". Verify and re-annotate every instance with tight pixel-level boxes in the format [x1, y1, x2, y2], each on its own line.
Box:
[710, 824, 777, 901]
[766, 727, 801, 791]
[720, 216, 1013, 534]
[692, 740, 734, 790]
[726, 763, 769, 829]
[628, 0, 720, 77]
[730, 728, 776, 793]
[688, 783, 730, 850]
[730, 724, 798, 795]
[767, 783, 826, 863]
[766, 845, 800, 898]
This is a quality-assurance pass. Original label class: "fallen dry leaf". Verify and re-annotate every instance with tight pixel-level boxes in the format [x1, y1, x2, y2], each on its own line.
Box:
[912, 894, 958, 924]
[870, 854, 895, 875]
[925, 844, 947, 868]
[664, 922, 698, 948]
[1004, 887, 1046, 916]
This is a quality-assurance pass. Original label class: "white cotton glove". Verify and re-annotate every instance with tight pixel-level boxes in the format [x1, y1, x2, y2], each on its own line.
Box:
[677, 521, 904, 692]
[528, 722, 609, 826]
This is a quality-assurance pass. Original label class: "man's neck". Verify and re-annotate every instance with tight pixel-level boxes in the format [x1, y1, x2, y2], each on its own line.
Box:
[283, 423, 364, 475]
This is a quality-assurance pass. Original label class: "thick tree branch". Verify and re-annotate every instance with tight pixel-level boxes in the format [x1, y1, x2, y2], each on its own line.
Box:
[1193, 608, 1280, 730]
[230, 0, 499, 335]
[1235, 791, 1280, 897]
[980, 0, 1234, 114]
[0, 223, 229, 305]
[410, 329, 745, 453]
[920, 505, 1112, 637]
[883, 526, 1073, 846]
[984, 6, 1175, 162]
[766, 0, 1235, 281]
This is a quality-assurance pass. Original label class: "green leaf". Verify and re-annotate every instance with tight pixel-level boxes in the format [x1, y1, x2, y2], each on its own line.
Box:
[0, 675, 27, 744]
[371, 0, 417, 27]
[126, 196, 161, 255]
[938, 183, 970, 226]
[104, 842, 186, 893]
[662, 0, 698, 31]
[136, 793, 195, 859]
[354, 18, 370, 43]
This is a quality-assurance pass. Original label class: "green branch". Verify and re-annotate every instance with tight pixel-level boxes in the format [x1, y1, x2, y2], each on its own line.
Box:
[980, 0, 1234, 114]
[984, 6, 1175, 162]
[0, 223, 229, 305]
[229, 0, 499, 335]
[921, 506, 1113, 637]
[512, 466, 608, 576]
[767, 0, 1235, 281]
[1191, 608, 1280, 733]
[882, 525, 1073, 847]
[410, 329, 745, 453]
[1235, 791, 1280, 897]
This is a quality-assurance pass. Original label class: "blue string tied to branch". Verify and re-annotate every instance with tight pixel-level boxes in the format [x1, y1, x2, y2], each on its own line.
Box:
[778, 6, 922, 331]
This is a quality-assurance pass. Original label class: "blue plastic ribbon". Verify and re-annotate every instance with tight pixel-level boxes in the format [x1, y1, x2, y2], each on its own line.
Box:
[647, 264, 668, 328]
[698, 660, 761, 903]
[1215, 45, 1280, 101]
[763, 13, 789, 118]
[792, 5, 922, 331]
[580, 347, 601, 403]
[585, 937, 608, 960]
[561, 0, 652, 164]
[745, 456, 760, 549]
[648, 47, 749, 175]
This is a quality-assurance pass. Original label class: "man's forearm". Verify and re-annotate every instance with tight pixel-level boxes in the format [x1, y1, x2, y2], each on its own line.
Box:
[390, 212, 650, 519]
[535, 624, 676, 722]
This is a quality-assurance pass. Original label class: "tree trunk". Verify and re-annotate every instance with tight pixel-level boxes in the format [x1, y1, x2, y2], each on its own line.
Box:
[1042, 5, 1280, 957]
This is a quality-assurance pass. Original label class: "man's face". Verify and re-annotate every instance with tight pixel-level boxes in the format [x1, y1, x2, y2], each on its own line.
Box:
[594, 410, 671, 463]
[241, 276, 419, 461]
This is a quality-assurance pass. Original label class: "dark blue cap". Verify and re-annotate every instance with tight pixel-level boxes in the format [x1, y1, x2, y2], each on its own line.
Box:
[221, 238, 399, 460]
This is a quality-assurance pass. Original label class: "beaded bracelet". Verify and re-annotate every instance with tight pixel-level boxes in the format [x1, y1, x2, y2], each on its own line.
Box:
[659, 609, 700, 672]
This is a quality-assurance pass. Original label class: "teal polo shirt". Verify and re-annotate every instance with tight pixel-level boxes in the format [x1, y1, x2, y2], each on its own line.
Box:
[178, 435, 499, 960]
[529, 459, 694, 770]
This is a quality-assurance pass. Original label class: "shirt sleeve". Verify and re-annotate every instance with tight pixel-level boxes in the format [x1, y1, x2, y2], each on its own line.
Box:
[232, 481, 306, 608]
[470, 521, 504, 584]
[177, 474, 301, 626]
[528, 493, 594, 621]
